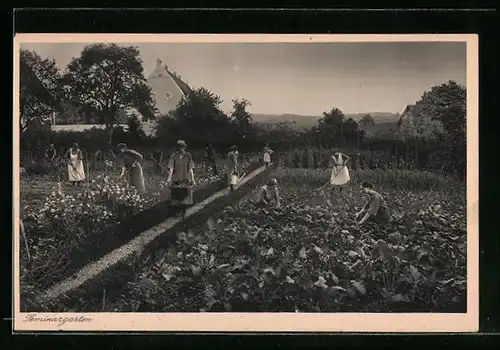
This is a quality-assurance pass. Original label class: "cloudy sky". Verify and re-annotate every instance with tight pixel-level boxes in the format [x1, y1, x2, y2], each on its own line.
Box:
[21, 41, 467, 116]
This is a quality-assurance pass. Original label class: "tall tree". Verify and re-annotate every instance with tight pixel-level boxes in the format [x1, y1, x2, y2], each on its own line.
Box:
[418, 81, 466, 177]
[126, 115, 146, 147]
[62, 43, 156, 145]
[20, 49, 64, 133]
[360, 114, 375, 128]
[316, 107, 345, 147]
[155, 87, 233, 148]
[230, 98, 256, 143]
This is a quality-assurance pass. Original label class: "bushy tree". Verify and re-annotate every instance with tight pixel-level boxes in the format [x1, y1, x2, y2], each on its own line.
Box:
[126, 115, 146, 147]
[360, 114, 375, 128]
[230, 98, 258, 147]
[155, 87, 233, 149]
[396, 80, 466, 176]
[315, 107, 361, 148]
[62, 43, 156, 146]
[20, 49, 64, 133]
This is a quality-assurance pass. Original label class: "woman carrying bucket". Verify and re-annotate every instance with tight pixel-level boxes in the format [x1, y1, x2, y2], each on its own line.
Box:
[226, 145, 239, 192]
[166, 140, 196, 220]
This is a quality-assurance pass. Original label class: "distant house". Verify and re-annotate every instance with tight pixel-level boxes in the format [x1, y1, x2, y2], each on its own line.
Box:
[397, 104, 423, 128]
[50, 58, 193, 136]
[50, 121, 156, 137]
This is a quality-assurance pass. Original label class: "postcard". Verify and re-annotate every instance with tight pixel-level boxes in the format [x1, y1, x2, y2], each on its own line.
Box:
[13, 33, 478, 332]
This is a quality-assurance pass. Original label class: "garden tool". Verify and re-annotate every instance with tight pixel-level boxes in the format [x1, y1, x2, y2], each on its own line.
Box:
[230, 171, 241, 186]
[118, 161, 137, 179]
[20, 220, 31, 261]
[149, 155, 168, 173]
[292, 182, 330, 202]
[236, 172, 247, 185]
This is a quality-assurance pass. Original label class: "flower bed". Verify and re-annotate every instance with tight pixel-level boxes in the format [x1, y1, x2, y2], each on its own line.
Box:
[26, 168, 467, 313]
[19, 159, 262, 297]
[21, 163, 273, 312]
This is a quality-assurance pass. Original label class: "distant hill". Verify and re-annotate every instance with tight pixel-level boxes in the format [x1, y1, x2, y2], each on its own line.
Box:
[251, 112, 400, 130]
[250, 113, 320, 130]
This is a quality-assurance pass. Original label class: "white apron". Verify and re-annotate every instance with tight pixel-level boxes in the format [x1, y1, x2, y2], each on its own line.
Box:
[68, 152, 86, 182]
[263, 152, 271, 163]
[330, 153, 350, 186]
[263, 148, 273, 163]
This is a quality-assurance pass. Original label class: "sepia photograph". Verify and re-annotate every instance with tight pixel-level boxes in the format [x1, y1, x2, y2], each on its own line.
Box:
[13, 34, 478, 332]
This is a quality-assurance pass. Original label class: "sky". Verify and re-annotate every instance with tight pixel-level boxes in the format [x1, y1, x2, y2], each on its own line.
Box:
[21, 42, 467, 116]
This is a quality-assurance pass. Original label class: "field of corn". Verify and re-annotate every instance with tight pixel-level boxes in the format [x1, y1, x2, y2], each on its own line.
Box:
[278, 148, 417, 171]
[20, 147, 467, 313]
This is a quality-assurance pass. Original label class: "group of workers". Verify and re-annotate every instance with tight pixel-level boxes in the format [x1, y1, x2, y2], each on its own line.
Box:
[43, 140, 391, 227]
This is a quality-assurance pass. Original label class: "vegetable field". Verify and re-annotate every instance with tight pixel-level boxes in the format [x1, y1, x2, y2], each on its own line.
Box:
[19, 161, 466, 313]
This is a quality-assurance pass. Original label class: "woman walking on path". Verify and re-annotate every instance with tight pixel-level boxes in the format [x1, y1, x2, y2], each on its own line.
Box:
[64, 143, 85, 186]
[263, 143, 273, 168]
[166, 140, 196, 220]
[226, 145, 239, 192]
[117, 143, 146, 193]
[330, 150, 350, 193]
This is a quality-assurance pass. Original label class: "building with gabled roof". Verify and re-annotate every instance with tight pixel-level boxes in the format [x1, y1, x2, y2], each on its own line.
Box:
[397, 104, 424, 128]
[147, 58, 193, 117]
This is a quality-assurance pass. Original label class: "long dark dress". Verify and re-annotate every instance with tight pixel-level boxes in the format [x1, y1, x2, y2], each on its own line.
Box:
[168, 151, 194, 206]
[123, 149, 146, 193]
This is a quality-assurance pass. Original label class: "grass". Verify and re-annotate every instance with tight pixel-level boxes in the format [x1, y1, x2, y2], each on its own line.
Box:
[274, 167, 463, 194]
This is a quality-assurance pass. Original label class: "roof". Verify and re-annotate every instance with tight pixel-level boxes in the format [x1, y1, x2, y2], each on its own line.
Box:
[402, 104, 424, 117]
[397, 104, 424, 127]
[167, 70, 192, 97]
[147, 59, 193, 98]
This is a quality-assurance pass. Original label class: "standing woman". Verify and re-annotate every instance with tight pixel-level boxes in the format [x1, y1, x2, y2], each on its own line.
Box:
[263, 143, 273, 168]
[117, 143, 146, 193]
[226, 145, 239, 192]
[166, 140, 196, 219]
[65, 142, 85, 186]
[330, 150, 350, 193]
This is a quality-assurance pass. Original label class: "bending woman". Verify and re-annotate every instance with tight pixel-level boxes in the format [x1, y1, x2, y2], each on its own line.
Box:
[117, 143, 146, 193]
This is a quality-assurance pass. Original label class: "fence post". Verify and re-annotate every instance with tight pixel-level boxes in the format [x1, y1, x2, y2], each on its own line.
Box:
[85, 148, 90, 183]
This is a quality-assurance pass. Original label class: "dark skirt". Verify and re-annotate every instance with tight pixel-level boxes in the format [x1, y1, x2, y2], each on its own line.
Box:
[128, 164, 146, 193]
[368, 207, 392, 226]
[170, 184, 194, 206]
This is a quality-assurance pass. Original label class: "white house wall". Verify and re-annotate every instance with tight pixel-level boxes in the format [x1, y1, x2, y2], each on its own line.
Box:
[147, 63, 185, 117]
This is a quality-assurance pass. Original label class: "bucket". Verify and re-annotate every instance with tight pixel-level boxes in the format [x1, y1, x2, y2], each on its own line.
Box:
[230, 173, 239, 185]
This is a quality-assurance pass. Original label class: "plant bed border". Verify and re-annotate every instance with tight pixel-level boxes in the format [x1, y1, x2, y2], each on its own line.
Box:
[31, 161, 263, 291]
[28, 164, 273, 310]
